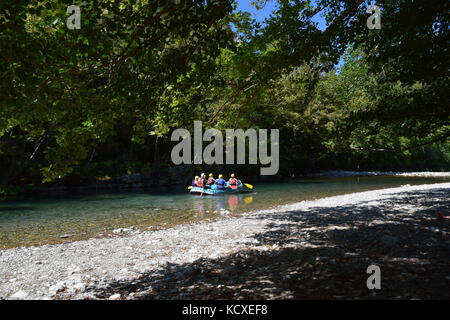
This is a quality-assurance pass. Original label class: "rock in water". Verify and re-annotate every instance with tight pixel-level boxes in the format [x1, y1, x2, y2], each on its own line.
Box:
[113, 227, 137, 234]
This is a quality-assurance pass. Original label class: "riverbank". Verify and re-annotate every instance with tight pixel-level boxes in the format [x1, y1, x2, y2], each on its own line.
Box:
[1, 182, 449, 300]
[309, 170, 450, 178]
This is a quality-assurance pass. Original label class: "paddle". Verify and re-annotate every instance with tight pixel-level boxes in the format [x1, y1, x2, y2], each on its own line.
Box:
[244, 183, 254, 189]
[187, 186, 193, 190]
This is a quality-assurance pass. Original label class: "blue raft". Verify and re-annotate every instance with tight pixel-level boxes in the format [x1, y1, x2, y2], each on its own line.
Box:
[190, 182, 253, 195]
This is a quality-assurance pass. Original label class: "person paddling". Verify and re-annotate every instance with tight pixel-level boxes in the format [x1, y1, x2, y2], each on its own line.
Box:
[192, 176, 199, 187]
[207, 173, 216, 186]
[199, 173, 207, 187]
[215, 174, 226, 190]
[228, 173, 238, 189]
[196, 175, 204, 188]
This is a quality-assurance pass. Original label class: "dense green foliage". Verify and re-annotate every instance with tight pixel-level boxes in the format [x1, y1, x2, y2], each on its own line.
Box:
[1, 0, 449, 193]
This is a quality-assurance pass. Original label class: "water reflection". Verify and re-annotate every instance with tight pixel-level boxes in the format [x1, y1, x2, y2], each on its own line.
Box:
[227, 195, 254, 212]
[190, 194, 255, 215]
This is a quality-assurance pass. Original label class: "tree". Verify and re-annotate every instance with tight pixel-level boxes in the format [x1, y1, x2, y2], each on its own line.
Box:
[0, 0, 236, 186]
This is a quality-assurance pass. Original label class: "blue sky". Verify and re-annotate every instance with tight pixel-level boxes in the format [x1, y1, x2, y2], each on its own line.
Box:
[235, 0, 328, 30]
[235, 0, 278, 22]
[234, 0, 344, 69]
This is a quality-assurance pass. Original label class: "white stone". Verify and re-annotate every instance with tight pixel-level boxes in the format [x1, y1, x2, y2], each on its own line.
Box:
[10, 290, 28, 299]
[66, 274, 82, 285]
[72, 283, 86, 292]
[49, 281, 66, 296]
[108, 293, 121, 300]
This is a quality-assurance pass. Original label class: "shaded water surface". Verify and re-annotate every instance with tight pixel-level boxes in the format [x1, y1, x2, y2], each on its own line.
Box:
[1, 176, 449, 248]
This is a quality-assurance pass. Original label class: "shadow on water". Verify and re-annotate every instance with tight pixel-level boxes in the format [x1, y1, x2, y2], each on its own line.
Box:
[0, 186, 189, 208]
[87, 188, 450, 299]
[0, 206, 36, 212]
[294, 180, 325, 184]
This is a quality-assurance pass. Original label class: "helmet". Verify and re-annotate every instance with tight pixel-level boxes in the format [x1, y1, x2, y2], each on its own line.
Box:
[195, 176, 199, 179]
[209, 173, 213, 177]
[201, 172, 205, 177]
[230, 173, 235, 178]
[218, 174, 223, 178]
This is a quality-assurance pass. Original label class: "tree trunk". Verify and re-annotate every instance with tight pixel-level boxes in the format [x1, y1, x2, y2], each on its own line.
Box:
[153, 136, 160, 172]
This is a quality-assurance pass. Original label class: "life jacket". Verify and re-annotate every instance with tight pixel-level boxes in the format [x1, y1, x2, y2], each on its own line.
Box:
[196, 179, 203, 187]
[207, 178, 215, 185]
[229, 178, 237, 185]
[216, 178, 225, 189]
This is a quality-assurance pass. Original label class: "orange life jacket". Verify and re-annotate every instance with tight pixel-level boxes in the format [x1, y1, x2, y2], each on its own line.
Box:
[229, 178, 237, 185]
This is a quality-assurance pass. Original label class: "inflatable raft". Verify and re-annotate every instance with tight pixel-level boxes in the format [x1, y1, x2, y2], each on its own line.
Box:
[190, 182, 253, 195]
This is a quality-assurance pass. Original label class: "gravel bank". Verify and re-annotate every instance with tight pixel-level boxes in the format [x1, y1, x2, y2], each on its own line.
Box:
[311, 170, 450, 178]
[1, 183, 449, 300]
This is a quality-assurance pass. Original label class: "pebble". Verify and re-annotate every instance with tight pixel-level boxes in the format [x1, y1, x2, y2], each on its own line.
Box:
[10, 290, 28, 299]
[72, 283, 86, 292]
[49, 282, 66, 296]
[108, 293, 121, 300]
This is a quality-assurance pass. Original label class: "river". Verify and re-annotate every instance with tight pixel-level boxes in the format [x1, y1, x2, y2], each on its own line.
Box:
[1, 176, 449, 248]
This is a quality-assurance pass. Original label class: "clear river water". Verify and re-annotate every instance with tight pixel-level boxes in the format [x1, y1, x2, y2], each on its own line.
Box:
[1, 176, 449, 248]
